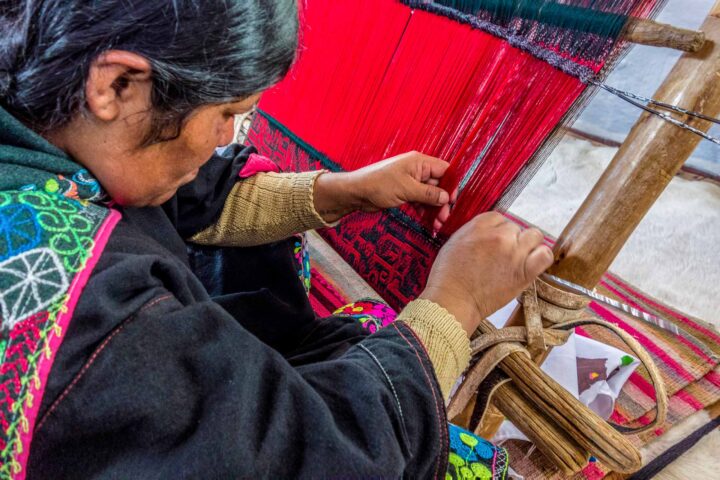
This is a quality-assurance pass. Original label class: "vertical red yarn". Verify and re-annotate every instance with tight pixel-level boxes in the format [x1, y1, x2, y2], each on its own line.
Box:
[259, 0, 588, 234]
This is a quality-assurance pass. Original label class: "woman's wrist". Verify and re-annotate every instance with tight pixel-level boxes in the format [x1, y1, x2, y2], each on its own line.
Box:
[418, 287, 482, 337]
[312, 171, 363, 223]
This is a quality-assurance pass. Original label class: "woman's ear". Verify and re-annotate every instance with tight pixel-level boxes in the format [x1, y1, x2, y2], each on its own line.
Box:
[85, 50, 153, 122]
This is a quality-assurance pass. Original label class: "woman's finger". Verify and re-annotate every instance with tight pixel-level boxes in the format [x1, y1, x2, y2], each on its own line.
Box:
[408, 153, 449, 181]
[518, 227, 544, 252]
[436, 203, 451, 223]
[496, 219, 521, 237]
[424, 156, 450, 179]
[524, 245, 554, 282]
[405, 181, 450, 206]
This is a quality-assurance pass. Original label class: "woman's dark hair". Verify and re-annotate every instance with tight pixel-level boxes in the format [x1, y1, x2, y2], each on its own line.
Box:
[0, 0, 298, 143]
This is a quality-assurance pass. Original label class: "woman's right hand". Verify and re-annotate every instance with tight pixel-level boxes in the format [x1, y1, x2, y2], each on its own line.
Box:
[419, 212, 554, 336]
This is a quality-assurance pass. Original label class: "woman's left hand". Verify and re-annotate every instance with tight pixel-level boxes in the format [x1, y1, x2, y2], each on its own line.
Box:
[313, 151, 456, 231]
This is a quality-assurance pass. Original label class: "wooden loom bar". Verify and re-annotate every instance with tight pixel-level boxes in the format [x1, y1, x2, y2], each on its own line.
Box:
[551, 1, 720, 287]
[470, 0, 705, 52]
[625, 18, 706, 52]
[457, 1, 720, 468]
[498, 4, 718, 330]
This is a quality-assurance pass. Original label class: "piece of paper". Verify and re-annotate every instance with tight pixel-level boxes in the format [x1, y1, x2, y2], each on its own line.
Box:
[483, 301, 640, 443]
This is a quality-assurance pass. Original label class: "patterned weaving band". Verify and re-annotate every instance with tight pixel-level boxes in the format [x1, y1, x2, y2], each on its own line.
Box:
[249, 0, 666, 311]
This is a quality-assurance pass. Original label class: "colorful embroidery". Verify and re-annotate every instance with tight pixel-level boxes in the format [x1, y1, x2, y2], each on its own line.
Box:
[0, 190, 117, 479]
[0, 204, 41, 262]
[333, 299, 397, 334]
[447, 424, 509, 480]
[293, 234, 311, 294]
[19, 169, 105, 203]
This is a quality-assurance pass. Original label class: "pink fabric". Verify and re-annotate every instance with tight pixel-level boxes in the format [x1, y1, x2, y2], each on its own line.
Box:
[15, 210, 121, 479]
[705, 370, 720, 388]
[581, 461, 606, 480]
[590, 304, 696, 382]
[674, 389, 704, 411]
[605, 272, 720, 345]
[600, 281, 715, 363]
[238, 153, 280, 178]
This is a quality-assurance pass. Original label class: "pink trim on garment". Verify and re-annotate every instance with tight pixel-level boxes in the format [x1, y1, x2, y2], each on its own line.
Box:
[238, 153, 280, 178]
[14, 209, 121, 480]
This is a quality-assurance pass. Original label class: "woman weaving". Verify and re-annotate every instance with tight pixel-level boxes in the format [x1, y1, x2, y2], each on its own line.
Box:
[0, 1, 553, 477]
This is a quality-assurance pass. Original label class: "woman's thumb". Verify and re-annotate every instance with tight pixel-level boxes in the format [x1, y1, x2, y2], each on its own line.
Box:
[408, 182, 450, 206]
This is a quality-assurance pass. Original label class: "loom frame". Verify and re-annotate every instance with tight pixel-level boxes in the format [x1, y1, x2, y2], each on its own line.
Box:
[467, 0, 720, 472]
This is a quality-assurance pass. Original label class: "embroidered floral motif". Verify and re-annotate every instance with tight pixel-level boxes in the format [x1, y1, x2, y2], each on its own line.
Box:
[17, 191, 96, 273]
[333, 299, 397, 334]
[19, 169, 105, 203]
[293, 234, 311, 294]
[447, 424, 508, 480]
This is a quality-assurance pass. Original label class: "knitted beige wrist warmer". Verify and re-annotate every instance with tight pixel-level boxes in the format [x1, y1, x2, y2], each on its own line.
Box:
[398, 299, 471, 401]
[190, 171, 331, 247]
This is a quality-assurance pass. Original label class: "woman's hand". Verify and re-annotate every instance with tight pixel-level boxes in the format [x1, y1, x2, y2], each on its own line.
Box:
[313, 151, 454, 230]
[419, 212, 554, 336]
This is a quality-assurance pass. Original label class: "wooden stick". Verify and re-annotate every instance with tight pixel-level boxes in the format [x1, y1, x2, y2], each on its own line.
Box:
[493, 383, 589, 475]
[625, 18, 705, 52]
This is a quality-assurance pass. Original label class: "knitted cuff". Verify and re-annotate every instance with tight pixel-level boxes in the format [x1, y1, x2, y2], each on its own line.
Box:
[291, 170, 336, 230]
[398, 299, 471, 400]
[190, 170, 332, 247]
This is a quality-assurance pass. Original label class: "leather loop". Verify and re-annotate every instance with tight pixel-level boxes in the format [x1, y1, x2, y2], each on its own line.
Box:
[470, 327, 570, 356]
[447, 342, 529, 419]
[536, 277, 589, 310]
[452, 278, 667, 439]
[553, 318, 668, 433]
[523, 284, 546, 357]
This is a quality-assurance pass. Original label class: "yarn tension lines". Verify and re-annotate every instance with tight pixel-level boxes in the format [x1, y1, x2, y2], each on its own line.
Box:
[249, 0, 666, 309]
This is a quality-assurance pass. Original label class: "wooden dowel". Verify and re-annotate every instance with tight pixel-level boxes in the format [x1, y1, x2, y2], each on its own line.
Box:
[499, 356, 642, 472]
[493, 383, 590, 475]
[625, 18, 706, 52]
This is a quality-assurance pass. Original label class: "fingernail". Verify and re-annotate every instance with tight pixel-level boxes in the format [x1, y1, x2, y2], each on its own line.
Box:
[438, 191, 449, 204]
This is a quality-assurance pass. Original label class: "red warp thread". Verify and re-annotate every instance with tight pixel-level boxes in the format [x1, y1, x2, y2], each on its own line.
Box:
[259, 0, 587, 234]
[252, 0, 665, 308]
